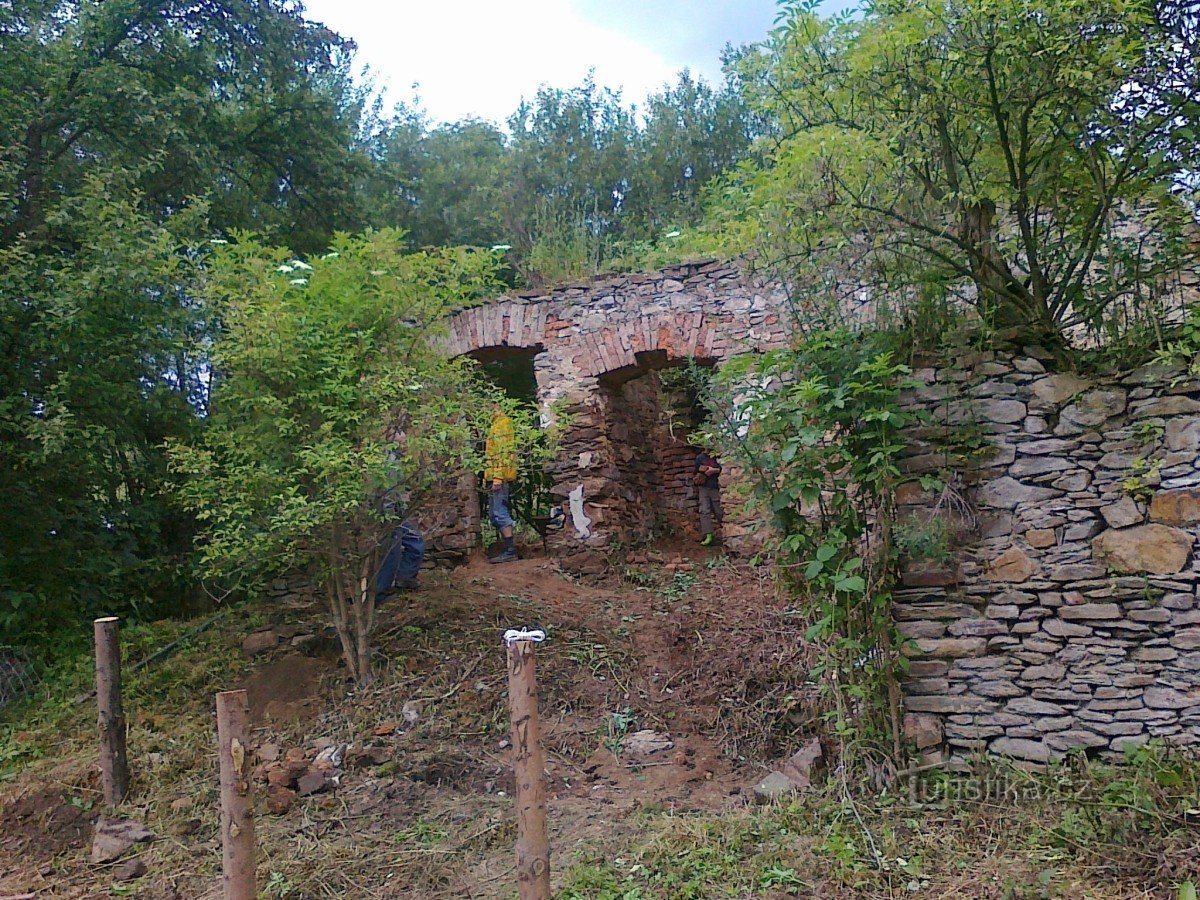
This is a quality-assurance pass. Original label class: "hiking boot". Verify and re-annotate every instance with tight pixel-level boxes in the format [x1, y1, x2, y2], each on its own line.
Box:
[489, 548, 518, 564]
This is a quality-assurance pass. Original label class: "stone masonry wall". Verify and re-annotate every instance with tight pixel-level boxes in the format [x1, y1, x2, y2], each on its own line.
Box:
[443, 259, 791, 558]
[896, 351, 1200, 764]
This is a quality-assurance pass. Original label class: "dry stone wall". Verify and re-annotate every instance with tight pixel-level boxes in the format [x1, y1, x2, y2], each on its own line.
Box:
[896, 351, 1200, 764]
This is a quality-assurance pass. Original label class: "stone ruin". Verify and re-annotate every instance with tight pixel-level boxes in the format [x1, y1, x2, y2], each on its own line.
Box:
[426, 259, 791, 568]
[897, 351, 1200, 763]
[418, 257, 1200, 761]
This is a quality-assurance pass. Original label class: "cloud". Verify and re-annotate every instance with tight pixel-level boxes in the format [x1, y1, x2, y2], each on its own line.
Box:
[303, 0, 680, 125]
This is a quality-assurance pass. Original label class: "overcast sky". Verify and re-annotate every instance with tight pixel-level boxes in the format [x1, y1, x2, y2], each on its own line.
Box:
[302, 0, 848, 126]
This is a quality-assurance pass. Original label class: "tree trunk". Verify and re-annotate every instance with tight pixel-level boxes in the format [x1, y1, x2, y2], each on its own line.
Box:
[94, 617, 130, 806]
[506, 639, 550, 899]
[216, 690, 256, 900]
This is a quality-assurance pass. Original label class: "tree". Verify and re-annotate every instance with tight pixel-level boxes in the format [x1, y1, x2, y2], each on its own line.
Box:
[0, 175, 206, 640]
[733, 0, 1195, 347]
[0, 0, 369, 254]
[169, 231, 528, 685]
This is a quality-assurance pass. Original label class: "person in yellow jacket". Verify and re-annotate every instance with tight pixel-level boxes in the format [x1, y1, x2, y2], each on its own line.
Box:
[485, 403, 519, 563]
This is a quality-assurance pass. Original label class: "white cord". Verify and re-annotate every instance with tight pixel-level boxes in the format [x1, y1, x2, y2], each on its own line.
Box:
[503, 628, 546, 645]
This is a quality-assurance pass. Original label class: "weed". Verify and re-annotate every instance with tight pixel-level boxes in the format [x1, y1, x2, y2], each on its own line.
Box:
[604, 706, 637, 753]
[264, 871, 297, 897]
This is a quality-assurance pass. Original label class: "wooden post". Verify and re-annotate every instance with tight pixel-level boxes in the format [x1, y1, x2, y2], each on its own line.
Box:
[94, 616, 129, 806]
[506, 633, 550, 900]
[216, 690, 256, 900]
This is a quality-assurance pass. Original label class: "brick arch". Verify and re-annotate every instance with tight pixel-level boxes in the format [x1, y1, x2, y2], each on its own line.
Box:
[570, 312, 720, 381]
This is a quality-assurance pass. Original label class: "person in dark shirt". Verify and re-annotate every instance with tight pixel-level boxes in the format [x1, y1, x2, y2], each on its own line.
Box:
[693, 450, 723, 546]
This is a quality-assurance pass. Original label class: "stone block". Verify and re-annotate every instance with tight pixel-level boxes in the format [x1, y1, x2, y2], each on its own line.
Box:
[1100, 496, 1144, 529]
[1030, 374, 1091, 406]
[1149, 488, 1200, 526]
[910, 637, 988, 659]
[987, 547, 1038, 583]
[990, 736, 1052, 762]
[1058, 603, 1122, 621]
[979, 477, 1060, 509]
[1093, 524, 1193, 575]
[1027, 529, 1058, 549]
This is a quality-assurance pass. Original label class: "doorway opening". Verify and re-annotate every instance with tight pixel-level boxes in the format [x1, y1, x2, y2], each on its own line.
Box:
[472, 346, 554, 551]
[598, 355, 716, 546]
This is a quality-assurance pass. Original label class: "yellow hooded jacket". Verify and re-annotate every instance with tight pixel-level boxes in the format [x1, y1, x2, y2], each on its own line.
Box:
[485, 413, 518, 483]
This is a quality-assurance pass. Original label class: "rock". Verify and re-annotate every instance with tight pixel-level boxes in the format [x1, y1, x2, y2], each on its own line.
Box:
[1093, 524, 1193, 574]
[402, 700, 422, 724]
[987, 547, 1037, 583]
[373, 721, 398, 737]
[1058, 388, 1126, 431]
[1045, 730, 1108, 752]
[778, 738, 823, 788]
[297, 771, 331, 796]
[1031, 374, 1091, 405]
[266, 784, 297, 815]
[977, 399, 1027, 424]
[258, 743, 281, 763]
[1008, 697, 1067, 716]
[1043, 619, 1092, 638]
[1172, 628, 1200, 650]
[990, 737, 1052, 763]
[622, 729, 674, 756]
[979, 477, 1059, 509]
[1166, 418, 1200, 452]
[753, 771, 798, 804]
[903, 713, 944, 750]
[910, 637, 988, 658]
[1026, 528, 1057, 549]
[1058, 603, 1121, 621]
[113, 857, 148, 881]
[91, 818, 155, 864]
[1101, 497, 1144, 529]
[1131, 395, 1200, 418]
[1149, 488, 1200, 526]
[242, 630, 279, 657]
[974, 680, 1024, 698]
[1144, 687, 1193, 709]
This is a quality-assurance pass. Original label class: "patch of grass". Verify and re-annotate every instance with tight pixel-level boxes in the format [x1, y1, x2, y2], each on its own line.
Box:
[559, 749, 1200, 898]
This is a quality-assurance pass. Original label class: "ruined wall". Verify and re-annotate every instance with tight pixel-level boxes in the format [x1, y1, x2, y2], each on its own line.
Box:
[444, 260, 791, 558]
[896, 351, 1200, 763]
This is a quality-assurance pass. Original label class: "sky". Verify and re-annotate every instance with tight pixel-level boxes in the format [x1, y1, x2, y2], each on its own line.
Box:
[301, 0, 840, 126]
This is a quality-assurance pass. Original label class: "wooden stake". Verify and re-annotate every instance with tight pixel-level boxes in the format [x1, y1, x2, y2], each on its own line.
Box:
[216, 690, 256, 900]
[506, 637, 550, 900]
[93, 617, 129, 806]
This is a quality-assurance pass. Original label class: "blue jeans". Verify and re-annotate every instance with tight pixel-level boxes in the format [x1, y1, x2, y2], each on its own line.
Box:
[489, 482, 514, 529]
[376, 521, 425, 600]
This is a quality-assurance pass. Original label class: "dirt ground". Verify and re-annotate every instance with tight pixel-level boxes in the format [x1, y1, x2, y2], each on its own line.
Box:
[0, 547, 821, 898]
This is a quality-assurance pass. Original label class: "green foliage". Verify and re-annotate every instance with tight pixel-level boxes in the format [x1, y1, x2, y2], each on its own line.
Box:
[168, 230, 519, 682]
[0, 0, 369, 254]
[725, 0, 1195, 347]
[0, 176, 206, 643]
[700, 328, 918, 762]
[894, 517, 954, 567]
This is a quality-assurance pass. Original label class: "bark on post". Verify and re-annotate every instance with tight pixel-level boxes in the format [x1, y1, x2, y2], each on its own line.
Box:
[505, 630, 550, 900]
[216, 690, 256, 900]
[93, 616, 129, 806]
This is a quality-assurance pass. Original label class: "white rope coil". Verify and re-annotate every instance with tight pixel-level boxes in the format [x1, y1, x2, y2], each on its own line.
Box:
[503, 628, 546, 645]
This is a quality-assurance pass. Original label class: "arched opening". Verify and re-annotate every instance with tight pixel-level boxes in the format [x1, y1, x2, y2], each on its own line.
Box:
[596, 353, 718, 546]
[470, 345, 554, 553]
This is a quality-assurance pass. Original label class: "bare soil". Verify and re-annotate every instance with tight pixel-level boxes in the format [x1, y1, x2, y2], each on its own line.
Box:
[0, 548, 814, 898]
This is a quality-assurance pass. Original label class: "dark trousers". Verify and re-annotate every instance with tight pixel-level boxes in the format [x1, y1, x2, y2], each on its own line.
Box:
[376, 522, 425, 600]
[698, 485, 723, 536]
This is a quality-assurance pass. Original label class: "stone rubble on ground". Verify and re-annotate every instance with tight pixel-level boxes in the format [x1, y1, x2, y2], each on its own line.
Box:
[90, 818, 155, 864]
